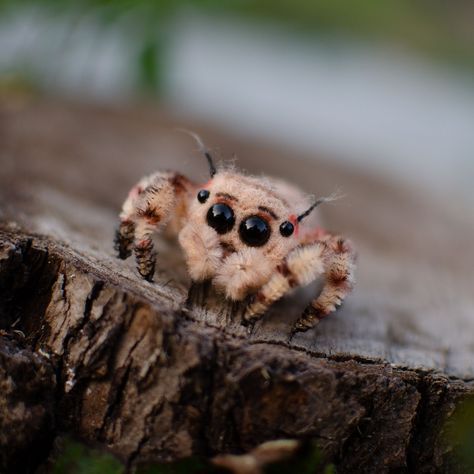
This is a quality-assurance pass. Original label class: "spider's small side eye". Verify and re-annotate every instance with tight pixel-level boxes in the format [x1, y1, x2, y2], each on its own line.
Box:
[279, 221, 294, 237]
[207, 203, 235, 234]
[197, 189, 210, 203]
[239, 216, 271, 247]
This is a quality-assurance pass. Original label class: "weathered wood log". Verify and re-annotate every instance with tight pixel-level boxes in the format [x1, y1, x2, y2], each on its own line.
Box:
[0, 99, 473, 473]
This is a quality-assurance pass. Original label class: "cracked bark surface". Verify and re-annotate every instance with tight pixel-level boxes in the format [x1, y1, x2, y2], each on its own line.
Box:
[1, 99, 473, 473]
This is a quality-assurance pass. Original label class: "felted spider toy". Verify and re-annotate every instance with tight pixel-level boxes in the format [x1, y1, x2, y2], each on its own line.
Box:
[114, 134, 356, 333]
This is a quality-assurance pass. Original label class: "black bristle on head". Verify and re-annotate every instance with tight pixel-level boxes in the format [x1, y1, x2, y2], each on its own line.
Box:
[177, 128, 217, 178]
[297, 192, 343, 223]
[204, 150, 217, 178]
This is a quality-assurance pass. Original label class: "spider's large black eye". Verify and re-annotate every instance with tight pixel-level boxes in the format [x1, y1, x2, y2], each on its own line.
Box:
[207, 203, 235, 234]
[279, 221, 294, 237]
[197, 189, 210, 203]
[239, 216, 271, 247]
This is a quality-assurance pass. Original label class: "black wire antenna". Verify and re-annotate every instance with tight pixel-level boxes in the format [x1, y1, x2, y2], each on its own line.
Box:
[297, 191, 344, 222]
[177, 129, 217, 178]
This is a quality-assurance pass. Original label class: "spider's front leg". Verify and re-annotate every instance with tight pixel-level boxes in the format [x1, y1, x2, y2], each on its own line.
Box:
[294, 235, 356, 333]
[243, 234, 356, 334]
[115, 171, 193, 282]
[243, 244, 327, 324]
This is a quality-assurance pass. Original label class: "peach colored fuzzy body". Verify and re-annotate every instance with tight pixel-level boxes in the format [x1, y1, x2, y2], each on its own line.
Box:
[179, 172, 318, 300]
[115, 165, 356, 333]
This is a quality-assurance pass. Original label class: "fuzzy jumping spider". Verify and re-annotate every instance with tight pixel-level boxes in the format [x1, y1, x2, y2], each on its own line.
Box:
[114, 134, 356, 333]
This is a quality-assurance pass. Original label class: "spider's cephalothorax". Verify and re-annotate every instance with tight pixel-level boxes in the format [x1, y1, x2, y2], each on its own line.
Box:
[114, 136, 356, 333]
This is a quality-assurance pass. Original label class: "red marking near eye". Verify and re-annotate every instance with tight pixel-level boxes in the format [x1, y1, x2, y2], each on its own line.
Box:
[289, 214, 299, 237]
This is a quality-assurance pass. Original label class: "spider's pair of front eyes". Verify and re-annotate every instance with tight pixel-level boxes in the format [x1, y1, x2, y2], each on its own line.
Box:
[197, 189, 294, 247]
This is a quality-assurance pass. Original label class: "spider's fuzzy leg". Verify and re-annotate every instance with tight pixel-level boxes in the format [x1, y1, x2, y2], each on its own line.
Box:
[243, 272, 291, 324]
[293, 236, 356, 333]
[243, 244, 325, 323]
[116, 171, 195, 282]
[134, 236, 156, 282]
[132, 177, 179, 281]
[114, 220, 135, 259]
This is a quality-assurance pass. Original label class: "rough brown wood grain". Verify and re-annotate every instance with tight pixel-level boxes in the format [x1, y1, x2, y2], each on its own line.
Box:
[0, 99, 473, 473]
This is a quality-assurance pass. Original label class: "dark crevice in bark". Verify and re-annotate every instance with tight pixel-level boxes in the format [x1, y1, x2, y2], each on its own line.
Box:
[66, 280, 104, 376]
[0, 239, 62, 473]
[0, 238, 58, 337]
[406, 374, 471, 473]
[100, 362, 133, 439]
[127, 401, 165, 470]
[406, 374, 432, 473]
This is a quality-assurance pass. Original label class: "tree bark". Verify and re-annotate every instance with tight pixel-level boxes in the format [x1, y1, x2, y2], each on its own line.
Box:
[0, 99, 473, 473]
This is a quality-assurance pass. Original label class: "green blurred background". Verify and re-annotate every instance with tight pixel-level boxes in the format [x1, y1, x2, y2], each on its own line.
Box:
[1, 0, 473, 202]
[1, 0, 473, 95]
